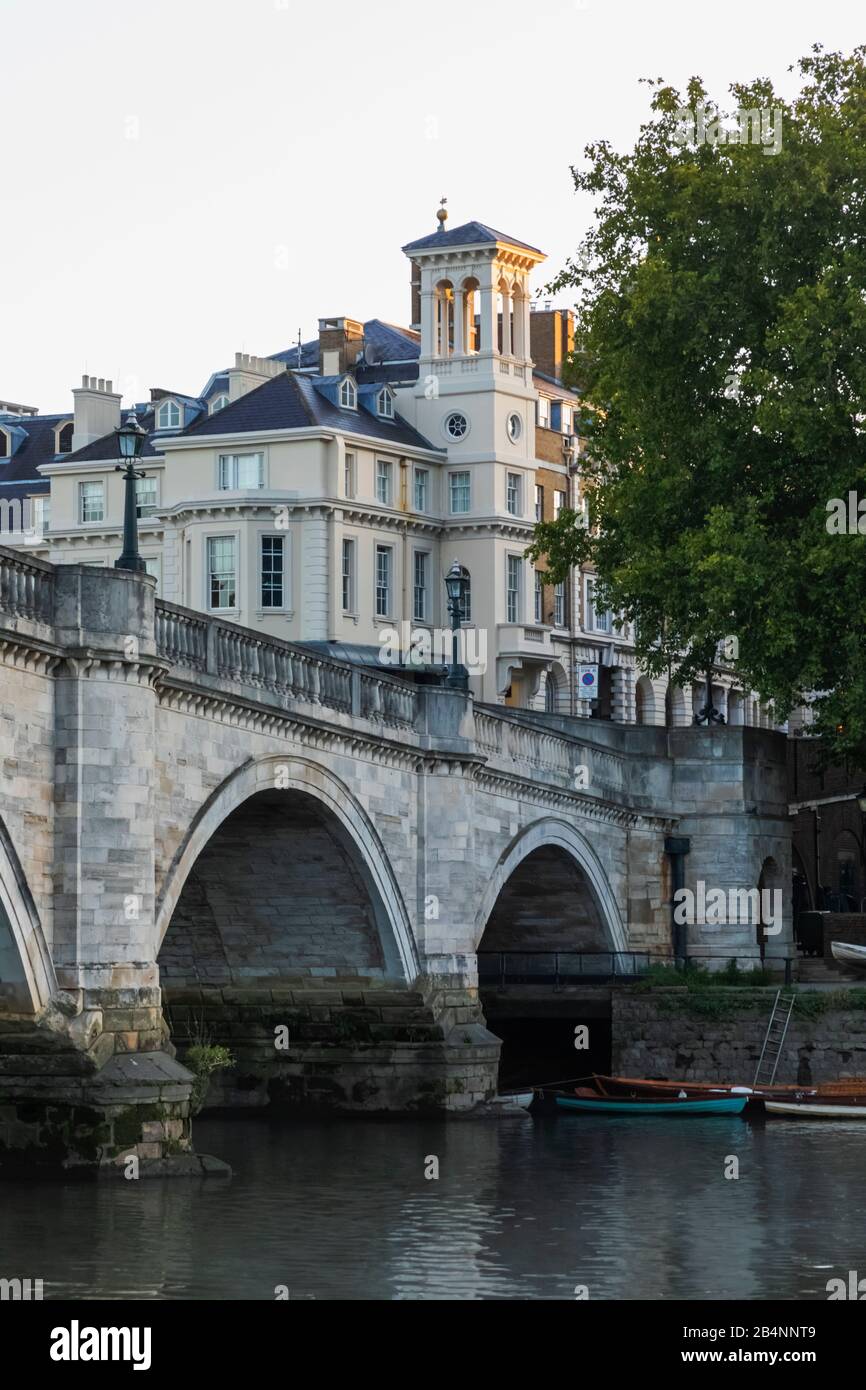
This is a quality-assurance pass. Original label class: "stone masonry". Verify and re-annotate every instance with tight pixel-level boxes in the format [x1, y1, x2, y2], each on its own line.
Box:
[0, 546, 794, 1166]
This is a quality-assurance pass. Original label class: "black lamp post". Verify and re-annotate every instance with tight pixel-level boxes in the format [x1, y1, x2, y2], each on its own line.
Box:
[114, 411, 147, 573]
[444, 560, 470, 692]
[694, 666, 726, 725]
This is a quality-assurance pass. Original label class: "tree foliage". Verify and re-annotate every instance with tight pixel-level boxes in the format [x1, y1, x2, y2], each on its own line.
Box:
[527, 46, 866, 757]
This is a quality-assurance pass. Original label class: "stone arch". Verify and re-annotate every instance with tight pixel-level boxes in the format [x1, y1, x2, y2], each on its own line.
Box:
[433, 279, 455, 357]
[543, 661, 568, 713]
[635, 675, 657, 726]
[155, 756, 418, 982]
[757, 854, 787, 956]
[473, 817, 627, 955]
[664, 681, 688, 728]
[459, 275, 481, 354]
[0, 816, 55, 1014]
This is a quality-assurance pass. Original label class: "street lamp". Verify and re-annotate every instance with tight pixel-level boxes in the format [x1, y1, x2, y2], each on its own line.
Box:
[444, 560, 471, 692]
[114, 411, 148, 574]
[694, 666, 726, 725]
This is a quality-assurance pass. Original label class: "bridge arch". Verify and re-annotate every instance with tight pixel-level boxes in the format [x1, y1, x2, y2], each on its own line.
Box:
[473, 817, 627, 955]
[155, 755, 418, 983]
[0, 816, 55, 1014]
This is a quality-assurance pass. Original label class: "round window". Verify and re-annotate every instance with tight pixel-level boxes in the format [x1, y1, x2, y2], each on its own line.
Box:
[507, 412, 522, 443]
[444, 411, 469, 441]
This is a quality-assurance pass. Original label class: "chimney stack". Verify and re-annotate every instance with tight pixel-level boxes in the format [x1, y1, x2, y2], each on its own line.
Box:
[529, 308, 575, 381]
[227, 354, 286, 402]
[72, 375, 122, 451]
[318, 318, 365, 376]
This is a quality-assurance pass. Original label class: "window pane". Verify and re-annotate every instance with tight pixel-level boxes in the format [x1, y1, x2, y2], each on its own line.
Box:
[414, 468, 428, 512]
[413, 552, 428, 621]
[450, 471, 470, 514]
[135, 477, 157, 517]
[208, 537, 236, 609]
[507, 555, 521, 623]
[261, 535, 284, 608]
[80, 482, 104, 523]
[375, 547, 391, 617]
[342, 539, 354, 612]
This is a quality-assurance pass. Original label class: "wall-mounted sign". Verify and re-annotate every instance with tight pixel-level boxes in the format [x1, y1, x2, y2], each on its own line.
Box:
[576, 664, 599, 698]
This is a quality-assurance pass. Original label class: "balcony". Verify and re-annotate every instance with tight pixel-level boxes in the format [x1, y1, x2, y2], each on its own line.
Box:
[496, 622, 553, 659]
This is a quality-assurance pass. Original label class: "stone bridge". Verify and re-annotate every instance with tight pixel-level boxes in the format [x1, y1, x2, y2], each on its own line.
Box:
[0, 548, 792, 1168]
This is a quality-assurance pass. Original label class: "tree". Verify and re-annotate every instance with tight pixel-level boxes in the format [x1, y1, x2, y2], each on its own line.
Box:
[527, 46, 866, 758]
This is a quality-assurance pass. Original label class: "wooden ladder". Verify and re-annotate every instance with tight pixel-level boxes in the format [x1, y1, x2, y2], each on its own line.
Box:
[753, 989, 796, 1087]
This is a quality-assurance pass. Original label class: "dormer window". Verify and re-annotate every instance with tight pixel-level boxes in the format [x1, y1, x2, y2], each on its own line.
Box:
[340, 378, 357, 410]
[377, 389, 394, 420]
[210, 395, 230, 414]
[156, 400, 181, 430]
[0, 430, 7, 459]
[56, 421, 74, 454]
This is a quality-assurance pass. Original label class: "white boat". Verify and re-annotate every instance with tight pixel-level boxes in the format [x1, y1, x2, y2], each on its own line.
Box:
[491, 1090, 534, 1110]
[766, 1100, 866, 1120]
[830, 941, 866, 971]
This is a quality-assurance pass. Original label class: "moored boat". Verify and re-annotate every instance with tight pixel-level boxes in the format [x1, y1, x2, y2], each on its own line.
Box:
[766, 1098, 866, 1119]
[556, 1089, 748, 1116]
[593, 1073, 811, 1102]
[830, 941, 866, 972]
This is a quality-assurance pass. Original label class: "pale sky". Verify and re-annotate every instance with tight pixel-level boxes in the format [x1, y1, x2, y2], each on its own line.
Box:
[1, 0, 861, 412]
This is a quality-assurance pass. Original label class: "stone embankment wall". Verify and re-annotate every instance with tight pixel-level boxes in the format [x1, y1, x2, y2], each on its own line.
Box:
[613, 987, 866, 1085]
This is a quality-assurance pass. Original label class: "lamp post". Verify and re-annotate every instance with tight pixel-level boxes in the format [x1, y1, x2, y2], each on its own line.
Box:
[693, 665, 726, 725]
[444, 560, 470, 692]
[114, 411, 148, 573]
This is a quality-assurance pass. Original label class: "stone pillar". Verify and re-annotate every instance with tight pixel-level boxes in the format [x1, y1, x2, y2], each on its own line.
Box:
[501, 288, 512, 356]
[453, 287, 465, 356]
[612, 664, 636, 724]
[51, 565, 166, 1048]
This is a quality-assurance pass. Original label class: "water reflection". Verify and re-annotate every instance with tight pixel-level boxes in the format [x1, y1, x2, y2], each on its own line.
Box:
[1, 1113, 864, 1300]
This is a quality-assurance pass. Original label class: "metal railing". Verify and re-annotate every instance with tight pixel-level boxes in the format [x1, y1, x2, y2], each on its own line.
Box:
[478, 950, 652, 988]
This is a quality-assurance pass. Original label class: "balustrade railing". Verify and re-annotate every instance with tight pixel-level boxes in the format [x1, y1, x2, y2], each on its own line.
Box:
[155, 601, 419, 726]
[0, 546, 54, 624]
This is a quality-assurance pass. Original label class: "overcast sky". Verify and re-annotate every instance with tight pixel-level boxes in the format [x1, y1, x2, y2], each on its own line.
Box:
[1, 0, 861, 412]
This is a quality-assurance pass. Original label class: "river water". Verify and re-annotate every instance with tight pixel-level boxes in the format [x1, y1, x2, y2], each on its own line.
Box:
[1, 1111, 864, 1300]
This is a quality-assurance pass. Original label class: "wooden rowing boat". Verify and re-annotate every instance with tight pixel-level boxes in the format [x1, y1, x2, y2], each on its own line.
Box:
[556, 1090, 748, 1116]
[593, 1073, 811, 1101]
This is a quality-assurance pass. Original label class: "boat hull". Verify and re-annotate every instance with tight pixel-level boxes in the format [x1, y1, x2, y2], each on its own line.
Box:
[765, 1100, 866, 1119]
[556, 1095, 748, 1116]
[830, 941, 866, 971]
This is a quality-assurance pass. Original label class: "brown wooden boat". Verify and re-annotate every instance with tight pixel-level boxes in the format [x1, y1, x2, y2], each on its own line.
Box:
[595, 1073, 866, 1105]
[593, 1073, 814, 1101]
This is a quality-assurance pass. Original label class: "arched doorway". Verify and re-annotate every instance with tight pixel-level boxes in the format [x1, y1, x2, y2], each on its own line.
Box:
[757, 856, 784, 963]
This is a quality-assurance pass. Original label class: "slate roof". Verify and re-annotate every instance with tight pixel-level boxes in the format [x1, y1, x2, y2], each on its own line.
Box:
[403, 221, 544, 256]
[0, 413, 69, 498]
[180, 370, 442, 453]
[58, 409, 162, 464]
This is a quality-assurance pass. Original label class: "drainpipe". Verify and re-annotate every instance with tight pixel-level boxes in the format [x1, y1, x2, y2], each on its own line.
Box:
[665, 835, 691, 967]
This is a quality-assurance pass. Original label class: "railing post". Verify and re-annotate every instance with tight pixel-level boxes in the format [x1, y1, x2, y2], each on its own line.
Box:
[205, 619, 217, 676]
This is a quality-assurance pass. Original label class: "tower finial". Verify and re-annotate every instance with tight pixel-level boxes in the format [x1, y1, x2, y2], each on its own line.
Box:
[437, 196, 448, 231]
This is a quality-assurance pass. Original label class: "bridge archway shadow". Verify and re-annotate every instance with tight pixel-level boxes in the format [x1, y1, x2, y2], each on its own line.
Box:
[476, 825, 624, 1090]
[156, 766, 496, 1112]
